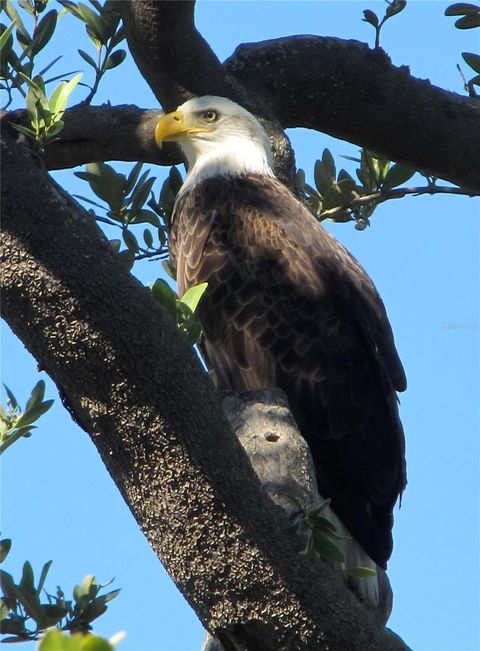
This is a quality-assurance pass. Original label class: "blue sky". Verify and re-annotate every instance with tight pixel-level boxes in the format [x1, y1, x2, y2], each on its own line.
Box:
[1, 2, 479, 650]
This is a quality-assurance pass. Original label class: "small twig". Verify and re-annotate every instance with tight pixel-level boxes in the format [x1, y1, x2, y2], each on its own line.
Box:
[319, 184, 477, 220]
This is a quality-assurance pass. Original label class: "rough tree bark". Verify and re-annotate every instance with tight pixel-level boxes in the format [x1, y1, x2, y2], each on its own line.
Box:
[3, 0, 476, 647]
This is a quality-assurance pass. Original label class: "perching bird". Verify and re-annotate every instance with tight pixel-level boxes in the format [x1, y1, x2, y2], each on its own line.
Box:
[155, 96, 407, 602]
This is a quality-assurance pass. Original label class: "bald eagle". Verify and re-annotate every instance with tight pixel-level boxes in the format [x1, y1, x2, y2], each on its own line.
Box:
[155, 96, 407, 602]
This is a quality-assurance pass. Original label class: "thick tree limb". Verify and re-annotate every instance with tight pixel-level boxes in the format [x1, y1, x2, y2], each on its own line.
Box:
[117, 0, 234, 110]
[225, 37, 480, 193]
[4, 7, 478, 191]
[118, 0, 479, 192]
[1, 131, 412, 651]
[1, 105, 181, 170]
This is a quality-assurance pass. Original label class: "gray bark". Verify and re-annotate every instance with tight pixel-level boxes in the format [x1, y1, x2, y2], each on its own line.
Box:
[202, 391, 394, 651]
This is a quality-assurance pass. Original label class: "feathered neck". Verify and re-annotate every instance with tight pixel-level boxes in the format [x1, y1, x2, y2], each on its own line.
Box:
[178, 133, 274, 196]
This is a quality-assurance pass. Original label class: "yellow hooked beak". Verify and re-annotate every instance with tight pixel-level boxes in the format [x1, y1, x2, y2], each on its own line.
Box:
[154, 110, 213, 148]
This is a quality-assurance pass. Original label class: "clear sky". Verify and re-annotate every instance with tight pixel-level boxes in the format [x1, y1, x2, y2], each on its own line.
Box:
[1, 2, 479, 650]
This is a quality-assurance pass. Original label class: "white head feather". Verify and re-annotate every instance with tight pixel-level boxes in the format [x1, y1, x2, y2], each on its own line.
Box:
[163, 96, 275, 193]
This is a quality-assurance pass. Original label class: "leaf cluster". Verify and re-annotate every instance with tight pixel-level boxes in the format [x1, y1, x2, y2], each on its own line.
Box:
[12, 71, 82, 151]
[0, 2, 68, 108]
[151, 280, 208, 346]
[445, 2, 480, 94]
[0, 541, 120, 643]
[74, 163, 183, 268]
[0, 381, 54, 454]
[58, 0, 126, 104]
[289, 499, 376, 579]
[362, 0, 407, 48]
[1, 0, 127, 115]
[297, 148, 416, 230]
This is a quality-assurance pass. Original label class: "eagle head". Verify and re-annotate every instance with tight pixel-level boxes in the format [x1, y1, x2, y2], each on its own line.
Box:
[154, 96, 274, 187]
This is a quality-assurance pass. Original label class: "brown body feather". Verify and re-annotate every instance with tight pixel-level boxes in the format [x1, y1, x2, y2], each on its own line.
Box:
[170, 174, 407, 568]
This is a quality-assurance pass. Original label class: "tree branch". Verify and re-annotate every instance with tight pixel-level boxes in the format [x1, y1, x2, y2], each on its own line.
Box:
[1, 105, 182, 170]
[1, 132, 412, 651]
[117, 0, 235, 110]
[7, 5, 477, 193]
[319, 184, 478, 221]
[224, 37, 480, 193]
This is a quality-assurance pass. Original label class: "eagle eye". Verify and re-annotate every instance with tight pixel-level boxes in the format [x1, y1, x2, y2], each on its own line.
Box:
[202, 110, 218, 123]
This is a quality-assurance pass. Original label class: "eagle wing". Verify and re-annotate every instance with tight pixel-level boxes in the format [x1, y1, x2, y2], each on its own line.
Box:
[170, 175, 406, 567]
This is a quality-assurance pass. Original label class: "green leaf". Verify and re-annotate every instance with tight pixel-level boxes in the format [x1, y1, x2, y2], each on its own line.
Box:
[322, 148, 336, 183]
[382, 163, 416, 189]
[104, 49, 126, 70]
[48, 72, 83, 115]
[455, 12, 480, 27]
[130, 176, 156, 214]
[81, 636, 114, 651]
[25, 380, 46, 411]
[46, 120, 65, 139]
[445, 3, 480, 15]
[57, 1, 84, 21]
[311, 532, 345, 562]
[362, 9, 379, 26]
[168, 166, 183, 194]
[109, 239, 121, 253]
[3, 385, 19, 410]
[103, 588, 121, 604]
[143, 229, 154, 248]
[77, 596, 107, 623]
[0, 597, 10, 620]
[307, 498, 332, 517]
[39, 629, 83, 651]
[151, 279, 177, 318]
[462, 52, 480, 73]
[346, 566, 377, 578]
[385, 0, 407, 18]
[337, 168, 355, 184]
[77, 3, 107, 43]
[14, 584, 47, 626]
[117, 250, 134, 271]
[180, 283, 208, 314]
[36, 560, 53, 596]
[124, 162, 143, 195]
[38, 55, 63, 77]
[0, 22, 16, 54]
[18, 0, 35, 17]
[14, 400, 54, 429]
[16, 25, 32, 49]
[3, 1, 29, 40]
[30, 9, 57, 56]
[129, 209, 159, 227]
[0, 569, 17, 606]
[471, 74, 480, 86]
[79, 162, 125, 210]
[313, 160, 331, 196]
[162, 259, 176, 280]
[20, 561, 35, 594]
[321, 184, 343, 210]
[78, 49, 98, 70]
[0, 539, 12, 564]
[42, 602, 70, 625]
[355, 218, 370, 231]
[122, 229, 138, 253]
